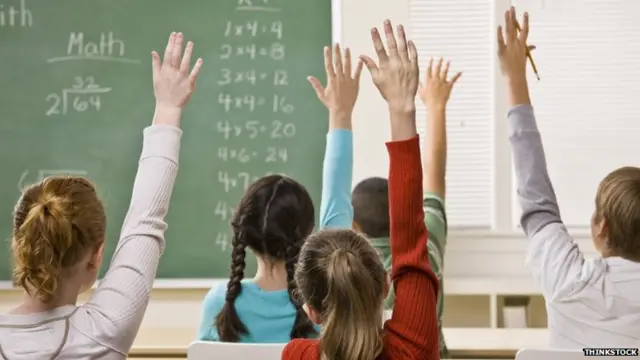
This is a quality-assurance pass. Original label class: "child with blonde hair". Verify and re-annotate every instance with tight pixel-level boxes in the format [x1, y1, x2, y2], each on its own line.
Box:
[282, 21, 440, 360]
[502, 6, 640, 347]
[0, 32, 203, 358]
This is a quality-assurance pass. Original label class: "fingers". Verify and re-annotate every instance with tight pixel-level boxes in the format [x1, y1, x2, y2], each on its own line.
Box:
[162, 32, 176, 67]
[435, 58, 443, 79]
[353, 59, 364, 82]
[508, 7, 518, 42]
[171, 32, 184, 68]
[408, 40, 418, 67]
[359, 55, 379, 75]
[383, 20, 398, 57]
[180, 41, 193, 74]
[426, 57, 433, 80]
[519, 12, 530, 43]
[371, 27, 388, 63]
[450, 72, 462, 86]
[323, 46, 336, 78]
[188, 58, 204, 87]
[344, 47, 352, 76]
[333, 43, 344, 77]
[151, 51, 161, 77]
[396, 24, 409, 61]
[307, 76, 325, 98]
[442, 60, 450, 80]
[497, 26, 506, 54]
[504, 9, 516, 43]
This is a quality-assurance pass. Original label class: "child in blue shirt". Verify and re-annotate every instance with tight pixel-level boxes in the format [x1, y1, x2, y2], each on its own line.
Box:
[197, 43, 363, 343]
[197, 175, 317, 343]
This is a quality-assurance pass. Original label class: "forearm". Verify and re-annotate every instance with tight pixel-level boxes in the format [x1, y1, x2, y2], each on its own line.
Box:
[508, 105, 562, 236]
[389, 106, 417, 141]
[507, 76, 531, 107]
[423, 108, 446, 198]
[319, 129, 354, 229]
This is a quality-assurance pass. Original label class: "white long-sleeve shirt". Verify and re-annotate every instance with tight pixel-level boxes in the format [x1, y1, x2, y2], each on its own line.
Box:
[509, 104, 640, 348]
[0, 125, 181, 359]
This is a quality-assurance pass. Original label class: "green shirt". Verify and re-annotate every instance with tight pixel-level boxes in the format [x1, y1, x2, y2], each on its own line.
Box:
[369, 193, 449, 358]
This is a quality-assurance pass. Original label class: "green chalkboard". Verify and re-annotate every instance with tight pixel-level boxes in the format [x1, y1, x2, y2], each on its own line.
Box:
[0, 0, 331, 281]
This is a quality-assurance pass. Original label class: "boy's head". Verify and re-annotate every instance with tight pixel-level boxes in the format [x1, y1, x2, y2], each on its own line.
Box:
[351, 177, 390, 238]
[592, 166, 640, 261]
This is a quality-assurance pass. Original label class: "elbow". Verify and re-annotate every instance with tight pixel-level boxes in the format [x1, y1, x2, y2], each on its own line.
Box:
[519, 210, 561, 237]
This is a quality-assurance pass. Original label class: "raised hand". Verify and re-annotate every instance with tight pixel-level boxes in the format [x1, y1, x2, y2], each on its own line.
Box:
[308, 44, 364, 130]
[418, 58, 462, 111]
[360, 20, 419, 113]
[151, 32, 204, 126]
[497, 7, 534, 81]
[497, 7, 533, 106]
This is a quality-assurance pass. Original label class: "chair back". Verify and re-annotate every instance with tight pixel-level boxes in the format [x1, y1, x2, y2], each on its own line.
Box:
[188, 341, 286, 360]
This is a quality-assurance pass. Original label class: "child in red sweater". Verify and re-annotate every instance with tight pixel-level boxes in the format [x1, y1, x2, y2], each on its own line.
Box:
[281, 21, 441, 360]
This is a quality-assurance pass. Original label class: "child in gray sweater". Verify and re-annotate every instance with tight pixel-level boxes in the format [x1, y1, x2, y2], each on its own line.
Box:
[0, 32, 203, 359]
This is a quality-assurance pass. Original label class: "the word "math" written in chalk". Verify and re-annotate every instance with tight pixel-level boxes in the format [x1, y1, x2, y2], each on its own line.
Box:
[46, 76, 111, 116]
[0, 0, 32, 28]
[47, 32, 140, 64]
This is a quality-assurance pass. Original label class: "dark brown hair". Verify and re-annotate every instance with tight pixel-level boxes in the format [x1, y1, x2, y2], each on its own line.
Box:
[295, 229, 388, 360]
[352, 177, 389, 238]
[594, 166, 640, 260]
[11, 176, 106, 303]
[215, 175, 316, 342]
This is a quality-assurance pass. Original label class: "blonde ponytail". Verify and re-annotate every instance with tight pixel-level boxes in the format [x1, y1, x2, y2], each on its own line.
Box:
[321, 249, 384, 360]
[11, 176, 106, 303]
[294, 229, 388, 360]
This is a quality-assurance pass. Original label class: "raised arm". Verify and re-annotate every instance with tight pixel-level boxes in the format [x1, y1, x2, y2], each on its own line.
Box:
[308, 44, 363, 229]
[83, 32, 203, 353]
[361, 21, 439, 359]
[418, 58, 461, 199]
[499, 8, 584, 298]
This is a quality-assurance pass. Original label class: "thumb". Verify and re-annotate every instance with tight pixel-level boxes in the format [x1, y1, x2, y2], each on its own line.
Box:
[307, 76, 325, 97]
[527, 45, 536, 52]
[359, 55, 379, 76]
[151, 51, 161, 78]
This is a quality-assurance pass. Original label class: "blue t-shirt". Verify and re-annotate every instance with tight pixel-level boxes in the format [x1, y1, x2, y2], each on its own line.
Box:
[197, 280, 314, 343]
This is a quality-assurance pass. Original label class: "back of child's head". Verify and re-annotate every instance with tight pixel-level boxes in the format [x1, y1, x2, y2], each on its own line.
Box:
[594, 166, 640, 260]
[216, 174, 316, 342]
[295, 228, 388, 360]
[352, 177, 390, 238]
[11, 176, 106, 303]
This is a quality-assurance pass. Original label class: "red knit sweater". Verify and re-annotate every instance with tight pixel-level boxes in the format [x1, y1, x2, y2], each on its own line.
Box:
[281, 136, 440, 360]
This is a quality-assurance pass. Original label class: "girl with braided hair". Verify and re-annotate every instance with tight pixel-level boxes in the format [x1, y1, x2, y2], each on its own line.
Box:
[197, 175, 318, 343]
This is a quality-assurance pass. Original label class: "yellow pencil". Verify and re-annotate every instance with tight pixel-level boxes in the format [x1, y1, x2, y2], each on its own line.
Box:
[515, 20, 540, 80]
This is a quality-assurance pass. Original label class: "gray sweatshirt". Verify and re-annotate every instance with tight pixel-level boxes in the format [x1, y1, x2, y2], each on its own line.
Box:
[0, 125, 181, 359]
[509, 104, 640, 348]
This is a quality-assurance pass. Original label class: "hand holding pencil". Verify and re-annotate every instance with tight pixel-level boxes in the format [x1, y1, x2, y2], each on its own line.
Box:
[497, 6, 539, 81]
[515, 17, 539, 80]
[497, 6, 535, 106]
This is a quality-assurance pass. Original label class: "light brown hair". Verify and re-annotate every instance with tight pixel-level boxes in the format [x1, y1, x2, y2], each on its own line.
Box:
[595, 166, 640, 260]
[294, 229, 387, 360]
[11, 176, 106, 303]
